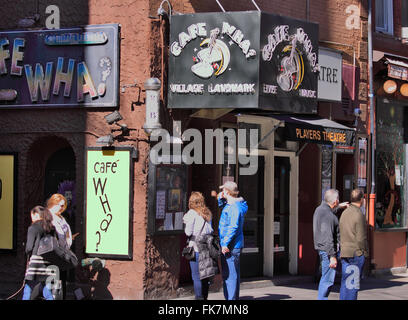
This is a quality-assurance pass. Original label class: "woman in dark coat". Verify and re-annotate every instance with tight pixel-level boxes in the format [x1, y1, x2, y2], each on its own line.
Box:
[22, 206, 57, 300]
[183, 192, 219, 300]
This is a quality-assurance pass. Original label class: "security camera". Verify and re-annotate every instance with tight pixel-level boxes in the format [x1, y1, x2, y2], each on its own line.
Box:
[104, 110, 123, 125]
[96, 134, 114, 146]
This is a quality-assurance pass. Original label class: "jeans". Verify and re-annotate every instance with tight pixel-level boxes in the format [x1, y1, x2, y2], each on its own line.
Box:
[22, 281, 53, 300]
[340, 255, 365, 300]
[317, 250, 336, 300]
[189, 252, 209, 300]
[220, 248, 241, 300]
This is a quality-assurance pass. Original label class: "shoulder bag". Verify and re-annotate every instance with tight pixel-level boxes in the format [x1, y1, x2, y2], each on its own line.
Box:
[37, 233, 78, 271]
[182, 219, 205, 261]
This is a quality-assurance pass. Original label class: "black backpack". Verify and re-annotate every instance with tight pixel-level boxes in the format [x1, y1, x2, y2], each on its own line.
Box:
[37, 234, 78, 271]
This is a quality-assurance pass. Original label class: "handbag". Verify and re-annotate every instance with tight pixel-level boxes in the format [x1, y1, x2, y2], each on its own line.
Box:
[37, 233, 78, 271]
[182, 219, 205, 261]
[181, 245, 195, 261]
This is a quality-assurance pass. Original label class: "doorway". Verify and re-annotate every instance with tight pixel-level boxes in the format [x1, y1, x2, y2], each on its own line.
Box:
[272, 151, 298, 275]
[274, 156, 290, 274]
[239, 156, 265, 278]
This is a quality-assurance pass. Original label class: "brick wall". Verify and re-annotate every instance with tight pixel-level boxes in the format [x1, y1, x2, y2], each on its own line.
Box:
[0, 0, 151, 300]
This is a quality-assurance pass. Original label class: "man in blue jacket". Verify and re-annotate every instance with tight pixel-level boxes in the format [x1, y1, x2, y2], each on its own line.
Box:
[217, 181, 248, 300]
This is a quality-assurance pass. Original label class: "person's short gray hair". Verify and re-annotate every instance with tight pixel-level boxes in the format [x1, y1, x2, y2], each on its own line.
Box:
[324, 189, 339, 205]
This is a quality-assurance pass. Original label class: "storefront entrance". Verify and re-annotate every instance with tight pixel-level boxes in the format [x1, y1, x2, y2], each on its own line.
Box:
[272, 150, 299, 276]
[274, 156, 291, 274]
[240, 156, 265, 278]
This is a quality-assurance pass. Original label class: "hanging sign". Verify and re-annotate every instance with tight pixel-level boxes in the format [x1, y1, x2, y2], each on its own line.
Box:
[85, 147, 133, 259]
[0, 24, 119, 108]
[168, 11, 319, 113]
[317, 48, 342, 102]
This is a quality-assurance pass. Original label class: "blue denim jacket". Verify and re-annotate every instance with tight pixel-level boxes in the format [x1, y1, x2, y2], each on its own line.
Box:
[218, 196, 248, 249]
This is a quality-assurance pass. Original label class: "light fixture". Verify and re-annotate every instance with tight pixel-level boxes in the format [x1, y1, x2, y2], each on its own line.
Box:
[383, 79, 397, 94]
[18, 0, 40, 28]
[0, 89, 17, 101]
[96, 134, 114, 147]
[104, 110, 123, 125]
[143, 78, 162, 135]
[400, 83, 408, 97]
[157, 0, 172, 16]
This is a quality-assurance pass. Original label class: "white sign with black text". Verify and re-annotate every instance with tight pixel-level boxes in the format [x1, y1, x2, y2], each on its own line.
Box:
[318, 47, 342, 102]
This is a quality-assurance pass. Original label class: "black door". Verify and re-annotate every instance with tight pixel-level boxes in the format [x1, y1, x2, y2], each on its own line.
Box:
[239, 156, 265, 278]
[274, 156, 290, 274]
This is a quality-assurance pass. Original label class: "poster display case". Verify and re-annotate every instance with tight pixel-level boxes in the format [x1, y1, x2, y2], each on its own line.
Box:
[147, 161, 189, 235]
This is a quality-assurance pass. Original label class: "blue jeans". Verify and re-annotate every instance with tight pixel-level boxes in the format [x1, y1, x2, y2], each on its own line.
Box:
[220, 248, 241, 300]
[340, 255, 365, 300]
[189, 252, 209, 300]
[22, 281, 53, 300]
[317, 251, 336, 300]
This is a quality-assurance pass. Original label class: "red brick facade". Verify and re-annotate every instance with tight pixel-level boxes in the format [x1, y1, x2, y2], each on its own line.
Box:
[0, 0, 377, 300]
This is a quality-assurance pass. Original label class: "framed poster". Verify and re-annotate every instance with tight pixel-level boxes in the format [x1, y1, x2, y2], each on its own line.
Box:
[0, 153, 17, 251]
[357, 136, 367, 187]
[321, 145, 333, 201]
[85, 147, 133, 259]
[147, 161, 188, 235]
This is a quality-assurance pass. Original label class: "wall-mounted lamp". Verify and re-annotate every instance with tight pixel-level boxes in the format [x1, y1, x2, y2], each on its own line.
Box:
[158, 0, 173, 16]
[18, 0, 40, 28]
[143, 78, 162, 135]
[383, 79, 397, 94]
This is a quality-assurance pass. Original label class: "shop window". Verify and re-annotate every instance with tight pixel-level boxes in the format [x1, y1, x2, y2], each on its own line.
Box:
[375, 101, 407, 229]
[375, 0, 394, 35]
[147, 162, 188, 235]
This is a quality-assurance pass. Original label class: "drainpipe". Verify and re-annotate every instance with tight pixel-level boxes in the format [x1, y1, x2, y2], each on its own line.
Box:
[367, 0, 376, 271]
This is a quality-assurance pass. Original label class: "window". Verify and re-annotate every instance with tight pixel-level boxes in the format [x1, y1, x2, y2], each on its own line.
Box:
[375, 0, 394, 35]
[375, 100, 407, 230]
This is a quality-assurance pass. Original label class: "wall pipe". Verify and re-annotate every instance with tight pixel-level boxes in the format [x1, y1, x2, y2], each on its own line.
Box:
[367, 0, 376, 270]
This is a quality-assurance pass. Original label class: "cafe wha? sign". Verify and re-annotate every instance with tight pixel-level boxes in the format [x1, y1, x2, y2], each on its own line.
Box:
[168, 11, 319, 114]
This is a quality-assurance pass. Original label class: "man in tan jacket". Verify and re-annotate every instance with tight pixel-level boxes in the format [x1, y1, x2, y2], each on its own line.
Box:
[339, 188, 368, 300]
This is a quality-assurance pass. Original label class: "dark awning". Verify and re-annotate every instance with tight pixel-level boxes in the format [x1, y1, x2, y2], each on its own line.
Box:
[264, 114, 356, 150]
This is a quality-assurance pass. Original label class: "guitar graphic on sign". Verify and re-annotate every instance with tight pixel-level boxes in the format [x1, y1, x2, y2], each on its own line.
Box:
[277, 36, 304, 92]
[191, 28, 231, 79]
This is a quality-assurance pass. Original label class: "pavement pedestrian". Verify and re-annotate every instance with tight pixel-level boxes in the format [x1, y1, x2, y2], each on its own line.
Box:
[23, 206, 56, 300]
[313, 189, 344, 300]
[216, 181, 248, 300]
[339, 188, 368, 300]
[183, 191, 218, 300]
[47, 193, 78, 300]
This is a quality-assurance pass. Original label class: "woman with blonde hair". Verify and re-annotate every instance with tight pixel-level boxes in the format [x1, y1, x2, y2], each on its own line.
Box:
[47, 193, 77, 299]
[183, 192, 219, 300]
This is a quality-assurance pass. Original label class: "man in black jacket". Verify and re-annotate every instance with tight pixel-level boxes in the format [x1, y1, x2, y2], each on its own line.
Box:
[313, 189, 342, 300]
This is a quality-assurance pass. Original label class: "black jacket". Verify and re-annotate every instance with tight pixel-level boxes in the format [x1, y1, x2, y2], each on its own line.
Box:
[25, 221, 56, 282]
[313, 202, 339, 257]
[195, 234, 220, 280]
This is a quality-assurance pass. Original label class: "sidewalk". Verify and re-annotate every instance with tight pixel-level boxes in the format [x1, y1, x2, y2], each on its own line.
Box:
[173, 273, 408, 300]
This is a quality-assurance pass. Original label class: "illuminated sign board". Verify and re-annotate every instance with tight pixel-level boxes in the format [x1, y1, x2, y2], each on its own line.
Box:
[85, 147, 133, 259]
[0, 24, 119, 108]
[168, 11, 319, 114]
